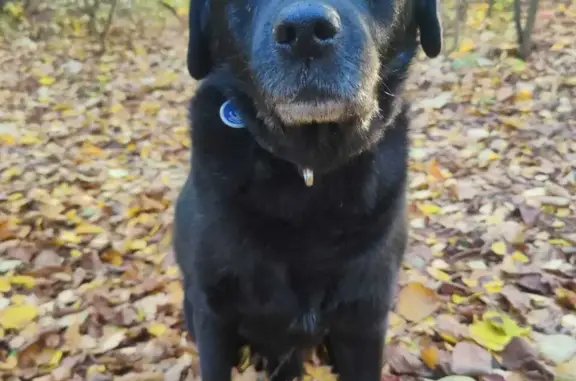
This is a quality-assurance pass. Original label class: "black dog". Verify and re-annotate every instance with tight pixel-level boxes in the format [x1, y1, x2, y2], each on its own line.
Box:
[174, 0, 441, 380]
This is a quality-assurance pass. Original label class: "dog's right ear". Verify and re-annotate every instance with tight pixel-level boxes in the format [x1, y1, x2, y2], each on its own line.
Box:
[187, 0, 212, 80]
[414, 0, 442, 58]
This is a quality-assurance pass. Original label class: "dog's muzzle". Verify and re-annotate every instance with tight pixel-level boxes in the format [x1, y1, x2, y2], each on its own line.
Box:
[251, 0, 378, 126]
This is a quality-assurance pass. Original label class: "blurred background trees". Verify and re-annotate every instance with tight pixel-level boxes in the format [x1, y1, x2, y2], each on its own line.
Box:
[0, 0, 544, 59]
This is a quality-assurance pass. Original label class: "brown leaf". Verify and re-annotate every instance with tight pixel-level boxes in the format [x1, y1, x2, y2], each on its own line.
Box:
[500, 285, 531, 314]
[516, 274, 552, 295]
[501, 337, 553, 381]
[517, 204, 541, 227]
[33, 249, 64, 268]
[395, 282, 441, 323]
[385, 344, 431, 377]
[502, 337, 537, 371]
[435, 314, 468, 343]
[451, 341, 493, 376]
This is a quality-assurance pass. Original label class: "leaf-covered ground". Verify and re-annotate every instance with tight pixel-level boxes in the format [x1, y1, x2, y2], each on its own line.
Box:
[0, 2, 575, 381]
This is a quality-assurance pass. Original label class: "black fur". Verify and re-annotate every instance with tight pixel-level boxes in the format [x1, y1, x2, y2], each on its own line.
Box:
[175, 0, 441, 380]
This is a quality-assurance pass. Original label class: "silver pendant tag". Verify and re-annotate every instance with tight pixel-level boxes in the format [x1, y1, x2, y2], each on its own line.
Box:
[301, 168, 314, 187]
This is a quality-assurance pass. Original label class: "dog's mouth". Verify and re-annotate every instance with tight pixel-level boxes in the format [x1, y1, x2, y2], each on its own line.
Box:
[274, 99, 349, 125]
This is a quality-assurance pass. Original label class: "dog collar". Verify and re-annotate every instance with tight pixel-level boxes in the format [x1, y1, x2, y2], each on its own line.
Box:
[219, 99, 315, 187]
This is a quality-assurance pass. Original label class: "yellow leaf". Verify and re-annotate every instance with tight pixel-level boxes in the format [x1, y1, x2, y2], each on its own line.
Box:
[59, 230, 81, 244]
[87, 365, 107, 377]
[0, 134, 17, 145]
[37, 348, 63, 369]
[18, 134, 41, 145]
[421, 345, 439, 369]
[549, 239, 571, 247]
[469, 320, 510, 351]
[458, 38, 475, 53]
[109, 103, 123, 113]
[128, 239, 147, 251]
[439, 332, 458, 344]
[500, 116, 523, 129]
[388, 311, 406, 329]
[238, 346, 251, 371]
[102, 250, 122, 266]
[39, 76, 56, 86]
[176, 6, 187, 17]
[491, 241, 507, 256]
[483, 279, 504, 294]
[555, 288, 576, 309]
[75, 224, 105, 235]
[484, 311, 530, 337]
[0, 304, 39, 329]
[515, 88, 533, 102]
[1, 167, 22, 181]
[304, 363, 337, 381]
[469, 311, 530, 352]
[462, 277, 478, 288]
[512, 251, 529, 263]
[147, 322, 167, 337]
[417, 203, 441, 216]
[4, 2, 23, 18]
[0, 278, 11, 293]
[9, 276, 35, 289]
[427, 267, 452, 282]
[451, 294, 468, 304]
[81, 143, 105, 157]
[70, 249, 83, 258]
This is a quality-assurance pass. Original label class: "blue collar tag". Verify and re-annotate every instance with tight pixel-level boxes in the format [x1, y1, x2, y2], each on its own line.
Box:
[219, 100, 245, 128]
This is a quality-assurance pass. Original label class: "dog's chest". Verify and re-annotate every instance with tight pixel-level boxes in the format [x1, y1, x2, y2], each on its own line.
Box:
[229, 263, 336, 346]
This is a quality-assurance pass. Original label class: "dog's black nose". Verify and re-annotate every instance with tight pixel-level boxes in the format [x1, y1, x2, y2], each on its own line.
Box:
[273, 2, 341, 56]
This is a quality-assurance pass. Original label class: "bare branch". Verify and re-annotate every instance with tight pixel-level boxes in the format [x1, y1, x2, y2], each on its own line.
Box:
[98, 0, 118, 52]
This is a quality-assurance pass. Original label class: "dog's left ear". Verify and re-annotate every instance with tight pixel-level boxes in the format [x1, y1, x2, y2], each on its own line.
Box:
[414, 0, 442, 58]
[187, 0, 212, 80]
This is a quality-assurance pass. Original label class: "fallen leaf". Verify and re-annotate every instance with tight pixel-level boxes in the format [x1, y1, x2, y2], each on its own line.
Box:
[537, 334, 576, 364]
[502, 338, 555, 381]
[502, 337, 538, 371]
[147, 322, 168, 337]
[0, 304, 39, 329]
[418, 203, 442, 216]
[491, 241, 507, 256]
[385, 344, 430, 376]
[8, 275, 36, 288]
[469, 311, 530, 351]
[556, 357, 576, 381]
[436, 314, 468, 344]
[500, 285, 531, 314]
[94, 329, 127, 354]
[451, 341, 492, 376]
[395, 282, 441, 323]
[421, 344, 439, 370]
[33, 249, 64, 268]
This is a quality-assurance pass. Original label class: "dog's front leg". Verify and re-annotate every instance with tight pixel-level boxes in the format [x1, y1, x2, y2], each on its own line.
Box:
[193, 310, 239, 381]
[326, 314, 385, 381]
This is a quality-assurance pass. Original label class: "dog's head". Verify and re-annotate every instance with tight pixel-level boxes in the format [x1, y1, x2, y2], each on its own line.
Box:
[187, 0, 442, 173]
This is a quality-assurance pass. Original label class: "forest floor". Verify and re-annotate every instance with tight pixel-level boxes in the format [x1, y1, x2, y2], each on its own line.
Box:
[0, 2, 575, 381]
